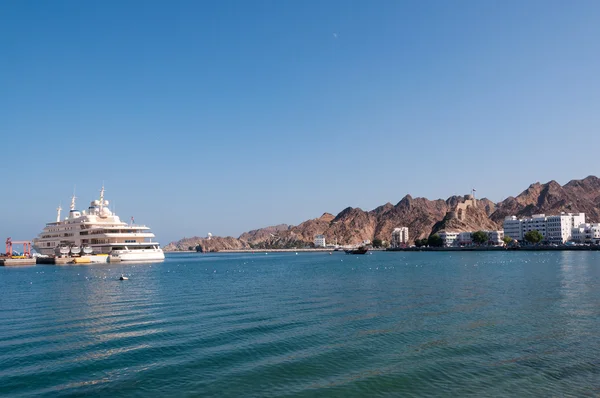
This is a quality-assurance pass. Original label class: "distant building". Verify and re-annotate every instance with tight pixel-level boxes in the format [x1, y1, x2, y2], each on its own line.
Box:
[503, 213, 585, 243]
[571, 223, 600, 244]
[314, 234, 326, 247]
[546, 213, 586, 244]
[503, 216, 523, 241]
[391, 227, 409, 248]
[438, 231, 459, 247]
[486, 230, 504, 245]
[439, 230, 504, 247]
[458, 232, 473, 245]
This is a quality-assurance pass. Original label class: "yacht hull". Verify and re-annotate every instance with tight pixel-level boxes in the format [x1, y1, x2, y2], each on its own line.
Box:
[110, 250, 165, 262]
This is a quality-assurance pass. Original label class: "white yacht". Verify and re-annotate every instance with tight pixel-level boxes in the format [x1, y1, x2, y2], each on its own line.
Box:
[32, 187, 165, 262]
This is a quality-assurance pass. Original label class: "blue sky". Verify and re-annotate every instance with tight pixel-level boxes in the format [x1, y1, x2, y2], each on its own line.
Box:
[2, 1, 600, 244]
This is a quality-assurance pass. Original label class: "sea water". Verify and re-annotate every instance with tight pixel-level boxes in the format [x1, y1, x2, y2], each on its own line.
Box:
[1, 251, 599, 397]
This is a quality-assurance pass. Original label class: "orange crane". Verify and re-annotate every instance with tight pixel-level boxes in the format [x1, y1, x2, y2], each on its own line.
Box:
[5, 237, 32, 258]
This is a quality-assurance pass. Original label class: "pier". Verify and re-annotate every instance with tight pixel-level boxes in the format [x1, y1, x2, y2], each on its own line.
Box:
[0, 257, 37, 266]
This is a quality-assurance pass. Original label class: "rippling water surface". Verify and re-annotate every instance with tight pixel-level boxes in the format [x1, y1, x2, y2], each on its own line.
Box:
[1, 251, 600, 397]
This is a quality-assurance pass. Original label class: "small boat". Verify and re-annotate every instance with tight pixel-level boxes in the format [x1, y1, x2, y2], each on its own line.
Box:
[119, 275, 128, 280]
[345, 246, 369, 255]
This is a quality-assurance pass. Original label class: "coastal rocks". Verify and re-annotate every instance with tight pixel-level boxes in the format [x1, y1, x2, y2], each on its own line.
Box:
[163, 236, 250, 252]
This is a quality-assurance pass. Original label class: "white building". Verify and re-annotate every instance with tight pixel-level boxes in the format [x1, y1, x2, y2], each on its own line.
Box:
[314, 234, 326, 247]
[503, 216, 523, 241]
[546, 213, 585, 243]
[458, 232, 473, 245]
[438, 231, 459, 247]
[391, 227, 409, 248]
[571, 223, 600, 244]
[503, 212, 586, 244]
[487, 230, 505, 245]
[522, 214, 548, 239]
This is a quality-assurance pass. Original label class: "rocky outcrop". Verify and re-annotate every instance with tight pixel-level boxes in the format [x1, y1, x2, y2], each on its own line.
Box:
[163, 236, 250, 252]
[432, 203, 500, 235]
[240, 213, 336, 249]
[490, 176, 600, 223]
[164, 176, 600, 250]
[238, 224, 290, 244]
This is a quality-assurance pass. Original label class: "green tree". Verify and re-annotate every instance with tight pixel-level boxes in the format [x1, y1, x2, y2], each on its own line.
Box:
[372, 238, 383, 248]
[472, 230, 489, 245]
[502, 236, 514, 245]
[414, 238, 425, 247]
[524, 230, 544, 244]
[427, 234, 443, 247]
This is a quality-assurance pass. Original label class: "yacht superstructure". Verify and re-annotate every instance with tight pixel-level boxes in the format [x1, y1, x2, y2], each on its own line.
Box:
[32, 187, 165, 262]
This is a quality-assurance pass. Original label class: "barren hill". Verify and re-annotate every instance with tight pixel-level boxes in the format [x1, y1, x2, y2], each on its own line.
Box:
[164, 175, 600, 251]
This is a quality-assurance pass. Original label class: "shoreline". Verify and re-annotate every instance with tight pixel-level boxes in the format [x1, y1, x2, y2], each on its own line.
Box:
[165, 246, 600, 254]
[387, 245, 600, 252]
[166, 248, 342, 254]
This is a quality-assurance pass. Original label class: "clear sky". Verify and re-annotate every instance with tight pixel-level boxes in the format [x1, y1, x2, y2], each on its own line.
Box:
[2, 1, 600, 244]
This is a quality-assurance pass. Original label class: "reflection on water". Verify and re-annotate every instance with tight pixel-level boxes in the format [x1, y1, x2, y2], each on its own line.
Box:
[1, 251, 600, 397]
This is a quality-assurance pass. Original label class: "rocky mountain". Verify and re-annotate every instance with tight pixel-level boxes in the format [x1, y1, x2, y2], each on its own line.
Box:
[238, 224, 290, 244]
[163, 236, 250, 252]
[432, 202, 500, 235]
[490, 176, 600, 224]
[240, 213, 336, 249]
[164, 175, 600, 251]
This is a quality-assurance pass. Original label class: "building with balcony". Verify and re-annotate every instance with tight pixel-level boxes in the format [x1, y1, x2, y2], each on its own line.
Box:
[438, 231, 459, 247]
[503, 212, 585, 244]
[391, 227, 409, 248]
[314, 234, 326, 247]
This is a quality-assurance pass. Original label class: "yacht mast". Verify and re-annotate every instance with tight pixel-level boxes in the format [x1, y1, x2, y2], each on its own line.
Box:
[99, 186, 105, 212]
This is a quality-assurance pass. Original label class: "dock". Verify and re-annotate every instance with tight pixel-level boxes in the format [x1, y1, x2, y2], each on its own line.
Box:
[35, 257, 72, 265]
[0, 257, 37, 266]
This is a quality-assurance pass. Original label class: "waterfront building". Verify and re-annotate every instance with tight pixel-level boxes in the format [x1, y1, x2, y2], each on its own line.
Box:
[487, 230, 505, 245]
[571, 223, 600, 244]
[458, 232, 473, 245]
[546, 213, 585, 243]
[522, 214, 548, 239]
[503, 216, 523, 241]
[438, 230, 504, 247]
[503, 212, 585, 244]
[314, 234, 326, 247]
[391, 227, 409, 248]
[438, 231, 459, 247]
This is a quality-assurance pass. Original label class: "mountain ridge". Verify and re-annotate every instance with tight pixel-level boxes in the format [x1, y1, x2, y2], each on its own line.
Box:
[164, 175, 600, 251]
